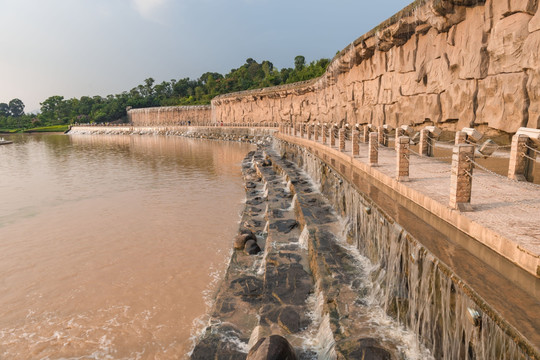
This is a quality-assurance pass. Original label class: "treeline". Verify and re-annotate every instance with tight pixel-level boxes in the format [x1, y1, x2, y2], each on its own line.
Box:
[0, 56, 329, 130]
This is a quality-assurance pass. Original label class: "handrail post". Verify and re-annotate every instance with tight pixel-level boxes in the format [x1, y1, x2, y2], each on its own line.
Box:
[363, 125, 370, 143]
[396, 136, 410, 181]
[455, 131, 467, 145]
[369, 132, 378, 166]
[508, 134, 532, 181]
[449, 144, 475, 211]
[420, 128, 432, 156]
[339, 127, 346, 151]
[352, 128, 360, 156]
[395, 128, 405, 151]
[378, 126, 386, 146]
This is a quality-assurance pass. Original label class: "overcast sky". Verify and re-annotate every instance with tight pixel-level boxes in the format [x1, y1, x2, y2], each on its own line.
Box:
[0, 0, 412, 112]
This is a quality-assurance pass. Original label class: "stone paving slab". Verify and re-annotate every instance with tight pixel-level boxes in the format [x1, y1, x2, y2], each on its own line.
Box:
[279, 133, 540, 278]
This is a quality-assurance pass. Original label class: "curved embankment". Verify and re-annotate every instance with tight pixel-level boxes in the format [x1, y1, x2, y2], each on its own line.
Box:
[190, 140, 539, 360]
[127, 0, 540, 138]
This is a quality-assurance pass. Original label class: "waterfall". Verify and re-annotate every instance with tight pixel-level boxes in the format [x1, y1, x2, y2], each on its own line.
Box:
[277, 140, 532, 360]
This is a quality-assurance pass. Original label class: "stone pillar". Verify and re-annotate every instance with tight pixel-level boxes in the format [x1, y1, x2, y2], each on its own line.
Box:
[396, 136, 410, 181]
[339, 128, 346, 151]
[449, 144, 475, 211]
[293, 123, 297, 137]
[419, 129, 432, 156]
[352, 129, 360, 156]
[322, 124, 327, 144]
[300, 123, 305, 138]
[363, 125, 370, 143]
[378, 127, 386, 146]
[314, 125, 319, 141]
[369, 132, 378, 166]
[330, 126, 336, 147]
[395, 128, 405, 151]
[455, 131, 467, 145]
[508, 134, 530, 181]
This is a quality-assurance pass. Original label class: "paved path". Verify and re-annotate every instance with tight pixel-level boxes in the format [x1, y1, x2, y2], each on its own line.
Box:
[287, 132, 540, 277]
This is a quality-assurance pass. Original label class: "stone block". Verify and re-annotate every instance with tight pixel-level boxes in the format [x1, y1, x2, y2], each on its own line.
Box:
[476, 73, 528, 133]
[448, 6, 489, 79]
[487, 12, 532, 75]
[440, 79, 476, 129]
[387, 34, 417, 73]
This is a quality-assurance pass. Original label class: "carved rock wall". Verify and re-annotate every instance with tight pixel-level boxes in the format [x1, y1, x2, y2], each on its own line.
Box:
[211, 0, 540, 135]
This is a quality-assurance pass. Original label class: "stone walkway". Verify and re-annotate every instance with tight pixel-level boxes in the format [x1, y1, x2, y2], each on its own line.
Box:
[285, 132, 540, 277]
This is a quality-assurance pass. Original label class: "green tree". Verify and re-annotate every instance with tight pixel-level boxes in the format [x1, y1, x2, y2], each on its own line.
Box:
[0, 103, 9, 117]
[8, 98, 25, 117]
[294, 55, 306, 71]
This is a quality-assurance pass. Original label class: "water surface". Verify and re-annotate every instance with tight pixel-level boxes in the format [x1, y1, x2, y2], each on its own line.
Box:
[0, 134, 253, 359]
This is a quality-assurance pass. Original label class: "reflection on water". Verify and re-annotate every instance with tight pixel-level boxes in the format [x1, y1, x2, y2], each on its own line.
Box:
[0, 134, 254, 359]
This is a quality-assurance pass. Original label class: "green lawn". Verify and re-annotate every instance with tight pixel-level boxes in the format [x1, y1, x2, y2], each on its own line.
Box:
[23, 125, 70, 133]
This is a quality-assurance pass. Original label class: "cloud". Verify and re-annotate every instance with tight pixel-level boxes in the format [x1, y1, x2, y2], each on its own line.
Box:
[132, 0, 169, 19]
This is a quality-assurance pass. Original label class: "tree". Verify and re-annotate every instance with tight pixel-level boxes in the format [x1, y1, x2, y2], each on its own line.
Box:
[0, 103, 9, 117]
[8, 98, 24, 117]
[294, 55, 306, 71]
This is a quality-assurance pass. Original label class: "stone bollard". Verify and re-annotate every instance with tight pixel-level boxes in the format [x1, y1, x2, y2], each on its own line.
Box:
[378, 126, 385, 146]
[396, 136, 410, 181]
[322, 124, 327, 144]
[307, 124, 312, 140]
[314, 124, 319, 141]
[330, 126, 336, 146]
[419, 128, 432, 156]
[455, 131, 467, 145]
[395, 128, 405, 151]
[369, 132, 378, 166]
[508, 134, 532, 181]
[339, 128, 346, 151]
[352, 129, 360, 156]
[449, 144, 475, 211]
[363, 125, 370, 143]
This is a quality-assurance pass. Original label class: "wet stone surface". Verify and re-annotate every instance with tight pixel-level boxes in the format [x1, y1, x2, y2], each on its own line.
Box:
[192, 144, 398, 359]
[269, 219, 298, 233]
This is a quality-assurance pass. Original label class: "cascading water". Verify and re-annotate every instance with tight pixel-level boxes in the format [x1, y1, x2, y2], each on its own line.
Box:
[275, 140, 532, 360]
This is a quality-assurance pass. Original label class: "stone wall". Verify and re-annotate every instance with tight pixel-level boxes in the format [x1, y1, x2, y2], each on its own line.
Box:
[211, 0, 540, 136]
[128, 105, 211, 126]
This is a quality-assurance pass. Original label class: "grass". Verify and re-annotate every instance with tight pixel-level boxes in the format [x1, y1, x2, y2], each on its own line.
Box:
[23, 125, 70, 133]
[0, 128, 19, 133]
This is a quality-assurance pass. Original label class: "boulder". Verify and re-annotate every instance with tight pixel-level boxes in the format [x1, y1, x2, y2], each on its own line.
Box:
[247, 335, 298, 360]
[234, 232, 256, 250]
[338, 338, 394, 360]
[244, 239, 262, 255]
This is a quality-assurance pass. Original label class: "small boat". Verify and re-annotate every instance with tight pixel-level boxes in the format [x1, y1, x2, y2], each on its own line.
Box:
[0, 137, 13, 145]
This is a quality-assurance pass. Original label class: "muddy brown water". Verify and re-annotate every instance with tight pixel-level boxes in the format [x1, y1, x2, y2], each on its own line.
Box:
[0, 134, 253, 359]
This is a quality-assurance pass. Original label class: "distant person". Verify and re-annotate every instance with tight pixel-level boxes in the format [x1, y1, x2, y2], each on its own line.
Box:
[188, 120, 191, 126]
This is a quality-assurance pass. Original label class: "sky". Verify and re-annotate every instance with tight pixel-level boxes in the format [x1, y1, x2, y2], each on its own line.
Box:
[0, 0, 412, 113]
